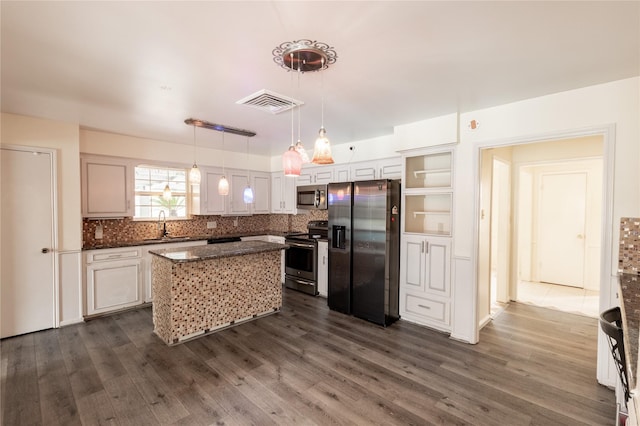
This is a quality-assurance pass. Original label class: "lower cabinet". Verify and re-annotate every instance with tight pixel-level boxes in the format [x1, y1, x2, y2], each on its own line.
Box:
[84, 247, 143, 316]
[399, 234, 451, 331]
[317, 240, 328, 297]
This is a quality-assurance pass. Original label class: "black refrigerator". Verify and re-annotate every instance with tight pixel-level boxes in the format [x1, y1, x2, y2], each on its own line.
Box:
[327, 179, 401, 326]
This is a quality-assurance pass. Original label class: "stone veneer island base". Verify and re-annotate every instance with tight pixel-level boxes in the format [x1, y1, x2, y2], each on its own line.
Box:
[150, 241, 286, 345]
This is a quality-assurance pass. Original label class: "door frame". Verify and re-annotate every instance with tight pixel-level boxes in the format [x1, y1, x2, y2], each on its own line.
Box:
[471, 124, 615, 386]
[1, 144, 60, 330]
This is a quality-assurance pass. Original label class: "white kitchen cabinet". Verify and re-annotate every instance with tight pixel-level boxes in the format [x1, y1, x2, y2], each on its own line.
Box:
[81, 155, 134, 218]
[317, 240, 329, 297]
[349, 157, 403, 182]
[84, 247, 143, 315]
[399, 234, 451, 330]
[333, 165, 350, 182]
[193, 167, 226, 215]
[271, 172, 296, 214]
[226, 171, 252, 215]
[251, 171, 271, 214]
[141, 240, 207, 303]
[399, 147, 454, 332]
[297, 166, 334, 186]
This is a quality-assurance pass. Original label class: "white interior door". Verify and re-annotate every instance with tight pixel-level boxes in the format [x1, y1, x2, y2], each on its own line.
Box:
[491, 158, 511, 303]
[537, 172, 587, 287]
[1, 147, 56, 338]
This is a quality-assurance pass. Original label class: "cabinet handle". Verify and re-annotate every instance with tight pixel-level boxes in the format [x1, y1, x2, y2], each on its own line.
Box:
[108, 254, 123, 259]
[417, 304, 431, 310]
[425, 241, 429, 254]
[323, 256, 326, 265]
[421, 241, 425, 253]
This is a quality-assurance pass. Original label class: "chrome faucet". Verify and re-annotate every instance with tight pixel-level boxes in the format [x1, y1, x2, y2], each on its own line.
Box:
[158, 210, 168, 238]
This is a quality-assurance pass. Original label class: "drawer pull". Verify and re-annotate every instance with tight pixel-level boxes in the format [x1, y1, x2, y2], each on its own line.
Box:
[417, 304, 431, 310]
[107, 254, 123, 259]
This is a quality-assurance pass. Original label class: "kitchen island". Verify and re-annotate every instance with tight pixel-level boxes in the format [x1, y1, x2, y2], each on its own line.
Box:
[149, 240, 287, 345]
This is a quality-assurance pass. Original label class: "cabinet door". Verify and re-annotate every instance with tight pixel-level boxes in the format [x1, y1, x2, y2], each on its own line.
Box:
[227, 172, 251, 215]
[317, 241, 329, 297]
[350, 162, 377, 181]
[423, 237, 451, 297]
[204, 170, 226, 215]
[314, 168, 334, 184]
[296, 171, 314, 186]
[378, 158, 403, 179]
[82, 157, 133, 217]
[271, 173, 285, 213]
[251, 172, 270, 214]
[282, 175, 296, 213]
[333, 166, 350, 182]
[86, 258, 142, 315]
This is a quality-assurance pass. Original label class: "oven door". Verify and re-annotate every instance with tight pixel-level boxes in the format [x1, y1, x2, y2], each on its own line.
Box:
[284, 240, 317, 282]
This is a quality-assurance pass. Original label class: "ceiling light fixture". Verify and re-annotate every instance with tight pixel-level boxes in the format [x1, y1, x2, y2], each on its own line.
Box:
[184, 118, 256, 138]
[218, 131, 229, 196]
[189, 124, 201, 184]
[273, 40, 336, 166]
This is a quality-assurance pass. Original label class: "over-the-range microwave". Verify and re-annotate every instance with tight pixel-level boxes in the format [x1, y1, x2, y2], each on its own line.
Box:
[296, 184, 327, 210]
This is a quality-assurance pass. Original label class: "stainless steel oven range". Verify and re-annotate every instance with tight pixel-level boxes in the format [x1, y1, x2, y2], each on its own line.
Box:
[284, 220, 328, 296]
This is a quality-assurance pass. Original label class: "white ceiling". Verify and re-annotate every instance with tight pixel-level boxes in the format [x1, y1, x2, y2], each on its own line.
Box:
[2, 1, 638, 156]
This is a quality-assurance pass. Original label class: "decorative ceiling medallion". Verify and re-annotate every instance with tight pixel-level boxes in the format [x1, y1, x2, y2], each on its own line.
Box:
[273, 39, 337, 72]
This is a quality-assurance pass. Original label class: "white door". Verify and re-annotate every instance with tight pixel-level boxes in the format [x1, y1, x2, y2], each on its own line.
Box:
[491, 158, 511, 303]
[537, 172, 587, 287]
[1, 147, 56, 338]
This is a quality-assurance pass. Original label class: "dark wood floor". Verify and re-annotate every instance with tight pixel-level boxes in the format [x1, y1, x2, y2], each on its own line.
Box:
[2, 288, 614, 425]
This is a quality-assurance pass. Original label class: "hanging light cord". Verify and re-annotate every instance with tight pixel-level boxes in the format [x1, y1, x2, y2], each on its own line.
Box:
[320, 57, 325, 128]
[297, 58, 302, 139]
[221, 131, 226, 173]
[193, 124, 197, 162]
[290, 53, 295, 147]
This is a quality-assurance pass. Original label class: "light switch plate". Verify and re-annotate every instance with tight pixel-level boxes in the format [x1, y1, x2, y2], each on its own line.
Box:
[207, 221, 217, 229]
[95, 224, 103, 239]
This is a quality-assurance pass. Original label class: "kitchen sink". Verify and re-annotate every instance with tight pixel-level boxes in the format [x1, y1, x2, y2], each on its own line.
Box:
[143, 236, 192, 242]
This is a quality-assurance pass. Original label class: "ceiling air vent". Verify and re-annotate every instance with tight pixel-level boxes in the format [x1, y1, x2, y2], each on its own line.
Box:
[236, 89, 303, 114]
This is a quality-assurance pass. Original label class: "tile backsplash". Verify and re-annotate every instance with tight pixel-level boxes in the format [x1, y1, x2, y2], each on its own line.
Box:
[82, 210, 328, 248]
[619, 217, 640, 274]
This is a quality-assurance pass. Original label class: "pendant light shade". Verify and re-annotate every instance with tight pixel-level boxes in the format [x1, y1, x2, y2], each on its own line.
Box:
[189, 164, 201, 184]
[218, 176, 229, 195]
[311, 127, 334, 164]
[283, 145, 303, 176]
[295, 141, 310, 163]
[163, 184, 172, 200]
[243, 185, 254, 203]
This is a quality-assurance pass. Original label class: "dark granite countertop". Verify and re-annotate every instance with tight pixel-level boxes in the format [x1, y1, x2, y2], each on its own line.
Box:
[82, 230, 289, 250]
[149, 240, 287, 263]
[618, 273, 640, 390]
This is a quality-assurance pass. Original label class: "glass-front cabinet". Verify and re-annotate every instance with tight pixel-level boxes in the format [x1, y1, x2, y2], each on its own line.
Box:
[400, 146, 454, 332]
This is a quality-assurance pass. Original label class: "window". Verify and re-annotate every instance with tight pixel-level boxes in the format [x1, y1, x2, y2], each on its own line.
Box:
[134, 166, 187, 219]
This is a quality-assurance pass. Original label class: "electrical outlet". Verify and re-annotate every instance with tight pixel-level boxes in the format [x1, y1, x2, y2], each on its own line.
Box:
[207, 221, 217, 229]
[233, 218, 238, 227]
[95, 224, 103, 239]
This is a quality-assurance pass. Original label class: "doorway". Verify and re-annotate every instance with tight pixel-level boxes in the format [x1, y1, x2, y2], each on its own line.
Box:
[477, 135, 604, 326]
[1, 146, 58, 338]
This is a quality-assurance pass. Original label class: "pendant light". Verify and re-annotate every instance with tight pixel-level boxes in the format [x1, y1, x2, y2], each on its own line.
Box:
[188, 124, 201, 184]
[282, 53, 303, 176]
[163, 184, 172, 200]
[218, 131, 229, 195]
[243, 136, 254, 203]
[311, 57, 334, 164]
[294, 58, 310, 163]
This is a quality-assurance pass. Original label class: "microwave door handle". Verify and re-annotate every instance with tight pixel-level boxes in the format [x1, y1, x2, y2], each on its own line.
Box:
[314, 189, 320, 208]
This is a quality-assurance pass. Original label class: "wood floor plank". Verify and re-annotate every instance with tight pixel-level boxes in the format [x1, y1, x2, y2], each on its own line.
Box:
[1, 334, 42, 426]
[75, 389, 118, 426]
[34, 329, 82, 425]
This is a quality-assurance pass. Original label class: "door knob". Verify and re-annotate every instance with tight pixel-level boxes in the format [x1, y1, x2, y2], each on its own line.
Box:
[577, 234, 584, 239]
[41, 248, 50, 253]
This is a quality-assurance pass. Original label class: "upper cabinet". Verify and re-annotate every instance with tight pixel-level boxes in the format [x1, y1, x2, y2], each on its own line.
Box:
[349, 157, 403, 182]
[297, 166, 334, 186]
[271, 172, 296, 214]
[250, 171, 271, 214]
[193, 168, 271, 216]
[81, 155, 134, 218]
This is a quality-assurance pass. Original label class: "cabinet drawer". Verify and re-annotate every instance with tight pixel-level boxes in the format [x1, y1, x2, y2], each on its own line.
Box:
[404, 293, 449, 324]
[87, 248, 141, 263]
